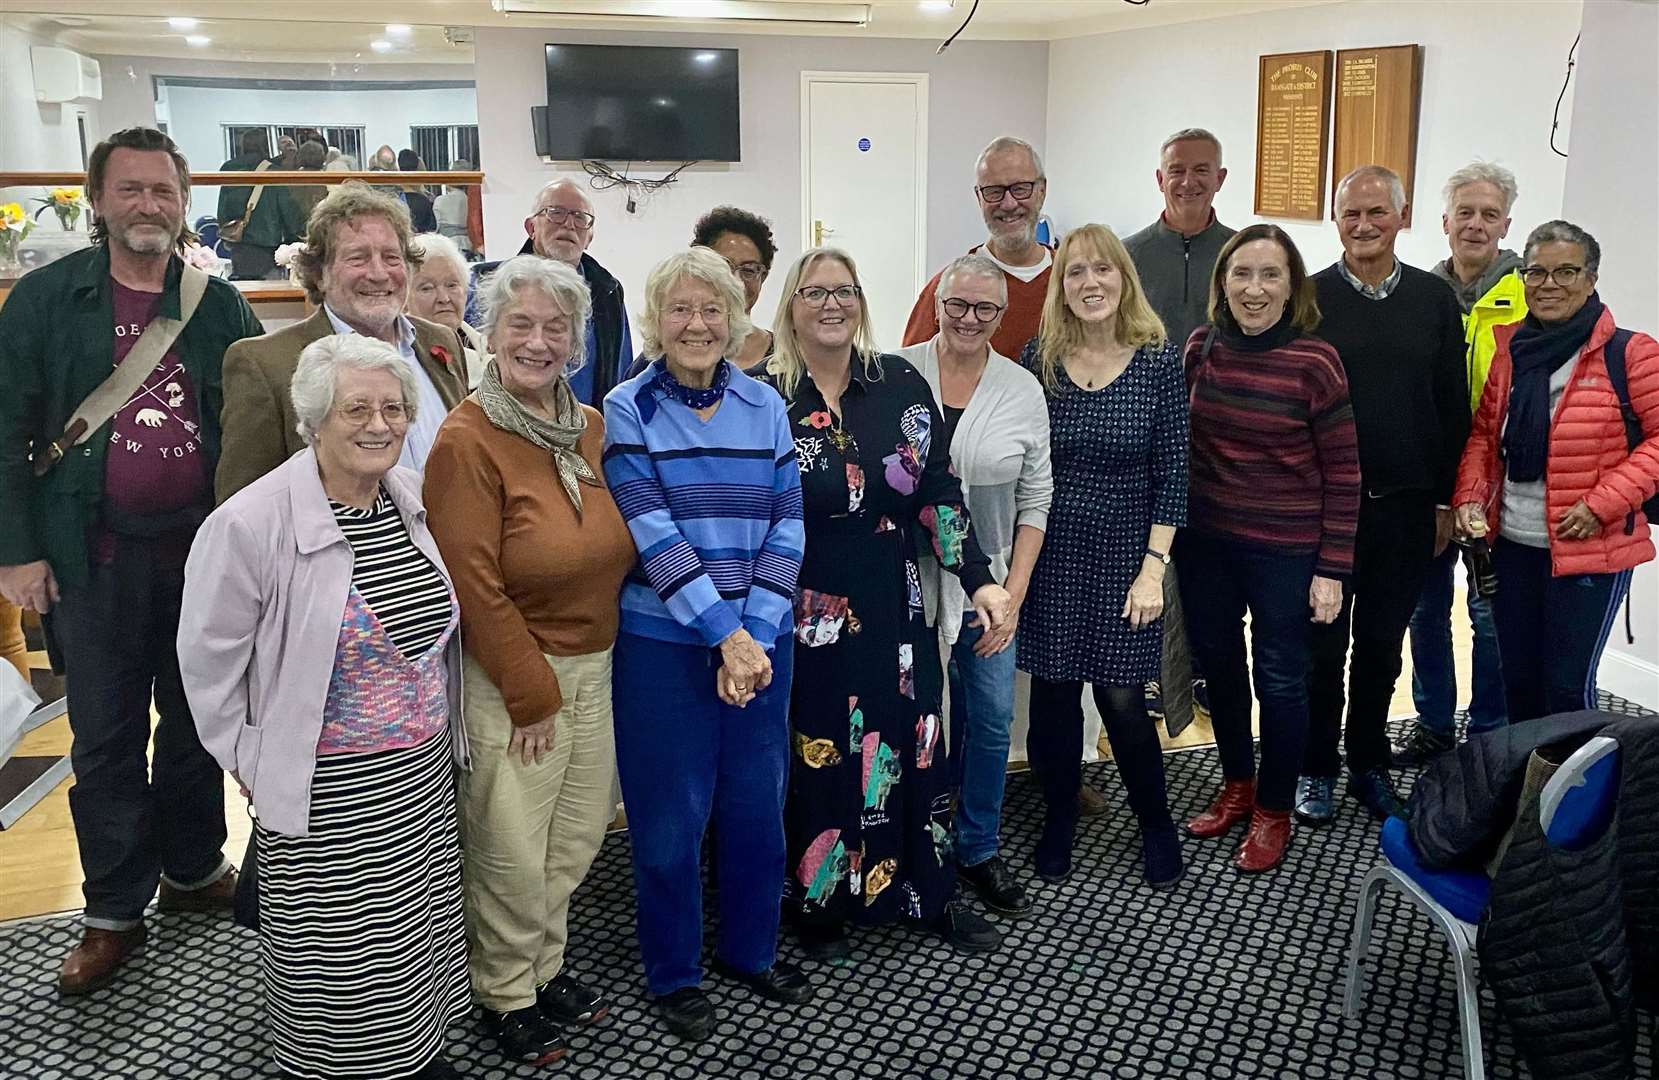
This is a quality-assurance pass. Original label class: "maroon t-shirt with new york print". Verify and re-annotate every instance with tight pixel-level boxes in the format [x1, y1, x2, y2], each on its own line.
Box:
[96, 279, 209, 561]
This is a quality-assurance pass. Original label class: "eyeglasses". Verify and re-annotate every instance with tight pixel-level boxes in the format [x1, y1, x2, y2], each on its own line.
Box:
[531, 206, 596, 229]
[795, 284, 862, 307]
[974, 179, 1041, 204]
[1519, 264, 1585, 287]
[941, 297, 1007, 323]
[666, 303, 728, 323]
[336, 400, 412, 427]
[726, 259, 768, 283]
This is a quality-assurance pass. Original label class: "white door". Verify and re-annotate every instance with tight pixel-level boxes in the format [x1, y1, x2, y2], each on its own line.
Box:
[801, 72, 928, 348]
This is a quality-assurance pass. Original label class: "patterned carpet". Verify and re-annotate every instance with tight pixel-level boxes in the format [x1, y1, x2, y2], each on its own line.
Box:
[3, 702, 1655, 1080]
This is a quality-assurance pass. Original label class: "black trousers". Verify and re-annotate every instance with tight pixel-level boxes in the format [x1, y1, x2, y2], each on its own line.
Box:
[1304, 492, 1437, 778]
[1027, 677, 1170, 830]
[46, 537, 228, 927]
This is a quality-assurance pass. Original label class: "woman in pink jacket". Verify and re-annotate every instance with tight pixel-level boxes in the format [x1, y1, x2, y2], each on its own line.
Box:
[1454, 220, 1659, 722]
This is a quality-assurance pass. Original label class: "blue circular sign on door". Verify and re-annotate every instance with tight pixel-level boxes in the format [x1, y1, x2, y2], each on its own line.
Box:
[857, 138, 871, 152]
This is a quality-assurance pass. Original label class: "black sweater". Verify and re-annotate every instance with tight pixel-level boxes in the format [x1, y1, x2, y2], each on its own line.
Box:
[1313, 263, 1470, 501]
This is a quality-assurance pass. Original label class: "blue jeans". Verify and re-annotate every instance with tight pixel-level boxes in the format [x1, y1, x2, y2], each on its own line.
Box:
[612, 632, 793, 996]
[1408, 545, 1507, 736]
[945, 621, 1016, 867]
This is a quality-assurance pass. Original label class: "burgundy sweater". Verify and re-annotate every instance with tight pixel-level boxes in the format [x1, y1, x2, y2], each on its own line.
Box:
[1184, 321, 1360, 578]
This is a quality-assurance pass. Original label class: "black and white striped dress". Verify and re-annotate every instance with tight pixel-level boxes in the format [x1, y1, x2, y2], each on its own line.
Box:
[257, 488, 468, 1080]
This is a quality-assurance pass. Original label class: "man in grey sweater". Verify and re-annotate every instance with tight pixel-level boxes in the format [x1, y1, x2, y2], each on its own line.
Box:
[1123, 127, 1238, 352]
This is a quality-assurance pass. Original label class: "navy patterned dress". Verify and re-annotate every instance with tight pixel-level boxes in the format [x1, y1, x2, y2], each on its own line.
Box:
[1016, 340, 1188, 686]
[760, 354, 994, 926]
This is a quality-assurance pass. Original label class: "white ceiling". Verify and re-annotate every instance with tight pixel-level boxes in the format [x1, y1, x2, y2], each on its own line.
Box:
[7, 0, 1349, 64]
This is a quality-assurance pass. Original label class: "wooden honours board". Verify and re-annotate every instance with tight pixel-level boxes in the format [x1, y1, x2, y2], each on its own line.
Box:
[1254, 50, 1333, 221]
[1332, 44, 1424, 214]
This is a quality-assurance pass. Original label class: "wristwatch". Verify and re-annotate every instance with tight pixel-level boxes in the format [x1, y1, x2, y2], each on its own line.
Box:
[1145, 547, 1171, 565]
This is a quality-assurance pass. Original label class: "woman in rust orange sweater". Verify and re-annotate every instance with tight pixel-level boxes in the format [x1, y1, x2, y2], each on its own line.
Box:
[424, 255, 636, 1068]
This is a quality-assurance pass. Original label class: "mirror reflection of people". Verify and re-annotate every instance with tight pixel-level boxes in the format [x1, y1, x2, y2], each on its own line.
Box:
[433, 158, 476, 256]
[1454, 220, 1659, 722]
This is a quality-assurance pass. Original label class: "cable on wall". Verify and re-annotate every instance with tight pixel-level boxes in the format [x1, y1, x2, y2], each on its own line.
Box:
[581, 159, 696, 213]
[1549, 31, 1579, 158]
[936, 0, 981, 54]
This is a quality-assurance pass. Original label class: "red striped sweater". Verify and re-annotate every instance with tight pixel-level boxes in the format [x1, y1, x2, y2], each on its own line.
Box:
[1183, 324, 1361, 577]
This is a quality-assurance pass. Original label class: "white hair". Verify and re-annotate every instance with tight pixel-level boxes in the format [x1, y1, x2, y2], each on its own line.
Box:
[1442, 161, 1519, 216]
[1336, 164, 1407, 212]
[291, 334, 419, 441]
[1160, 127, 1224, 167]
[475, 254, 593, 370]
[938, 252, 1008, 300]
[977, 135, 1045, 180]
[639, 246, 755, 359]
[410, 232, 469, 281]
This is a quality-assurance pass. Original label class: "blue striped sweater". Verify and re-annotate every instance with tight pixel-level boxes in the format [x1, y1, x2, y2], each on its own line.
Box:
[601, 360, 804, 651]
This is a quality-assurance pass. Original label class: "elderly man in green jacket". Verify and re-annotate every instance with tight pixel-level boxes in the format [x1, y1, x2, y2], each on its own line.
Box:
[0, 127, 263, 996]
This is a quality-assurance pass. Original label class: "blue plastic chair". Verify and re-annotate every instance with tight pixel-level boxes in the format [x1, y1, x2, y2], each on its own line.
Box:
[1341, 735, 1621, 1080]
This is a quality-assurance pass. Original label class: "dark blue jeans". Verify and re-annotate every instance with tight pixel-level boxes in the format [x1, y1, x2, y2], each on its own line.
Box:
[47, 538, 229, 929]
[1177, 531, 1316, 812]
[1489, 538, 1632, 722]
[612, 631, 793, 996]
[945, 621, 1017, 867]
[1409, 545, 1507, 735]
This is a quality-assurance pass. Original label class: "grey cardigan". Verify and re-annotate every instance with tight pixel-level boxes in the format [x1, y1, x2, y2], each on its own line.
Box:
[177, 448, 469, 837]
[898, 337, 1053, 643]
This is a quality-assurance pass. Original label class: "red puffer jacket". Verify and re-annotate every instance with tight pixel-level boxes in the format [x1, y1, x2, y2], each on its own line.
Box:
[1454, 307, 1659, 577]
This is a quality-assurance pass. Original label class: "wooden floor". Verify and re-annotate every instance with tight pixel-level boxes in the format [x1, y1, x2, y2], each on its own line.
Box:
[0, 599, 1477, 923]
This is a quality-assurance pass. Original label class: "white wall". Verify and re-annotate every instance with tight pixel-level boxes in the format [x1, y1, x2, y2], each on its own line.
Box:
[0, 20, 101, 225]
[1045, 0, 1584, 275]
[473, 26, 1049, 338]
[1568, 0, 1659, 706]
[161, 83, 477, 225]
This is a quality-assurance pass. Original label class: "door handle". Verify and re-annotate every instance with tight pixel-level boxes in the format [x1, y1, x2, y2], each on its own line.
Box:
[813, 219, 836, 247]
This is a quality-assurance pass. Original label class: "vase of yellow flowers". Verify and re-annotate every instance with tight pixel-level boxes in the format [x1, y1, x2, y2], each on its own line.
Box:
[34, 186, 88, 232]
[0, 202, 33, 276]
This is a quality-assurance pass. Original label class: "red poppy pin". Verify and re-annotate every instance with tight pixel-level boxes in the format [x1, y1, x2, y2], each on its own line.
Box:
[430, 344, 456, 369]
[803, 410, 832, 430]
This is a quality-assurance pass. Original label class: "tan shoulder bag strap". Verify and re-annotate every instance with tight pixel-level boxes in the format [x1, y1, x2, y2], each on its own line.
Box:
[33, 263, 211, 477]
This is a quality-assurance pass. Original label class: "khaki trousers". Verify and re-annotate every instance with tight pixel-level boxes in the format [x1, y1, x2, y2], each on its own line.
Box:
[459, 648, 617, 1012]
[1, 597, 27, 681]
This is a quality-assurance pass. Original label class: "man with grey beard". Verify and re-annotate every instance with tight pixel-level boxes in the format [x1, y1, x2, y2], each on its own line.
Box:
[0, 127, 264, 994]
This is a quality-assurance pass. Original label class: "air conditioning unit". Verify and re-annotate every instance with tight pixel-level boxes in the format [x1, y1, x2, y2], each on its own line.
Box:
[31, 46, 102, 103]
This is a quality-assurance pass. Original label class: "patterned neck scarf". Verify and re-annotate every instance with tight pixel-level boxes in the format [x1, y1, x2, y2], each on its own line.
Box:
[653, 358, 731, 409]
[474, 359, 597, 513]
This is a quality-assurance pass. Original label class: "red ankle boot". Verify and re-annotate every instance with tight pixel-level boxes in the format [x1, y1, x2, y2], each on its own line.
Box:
[1186, 778, 1255, 838]
[1233, 807, 1292, 873]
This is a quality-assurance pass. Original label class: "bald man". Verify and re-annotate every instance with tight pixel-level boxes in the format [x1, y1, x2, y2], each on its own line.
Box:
[466, 179, 632, 406]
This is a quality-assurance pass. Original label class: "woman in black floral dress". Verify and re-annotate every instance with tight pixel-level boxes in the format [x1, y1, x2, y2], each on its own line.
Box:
[759, 247, 1014, 958]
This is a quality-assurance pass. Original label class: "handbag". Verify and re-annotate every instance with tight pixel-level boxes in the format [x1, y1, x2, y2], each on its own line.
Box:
[32, 263, 209, 478]
[217, 160, 272, 244]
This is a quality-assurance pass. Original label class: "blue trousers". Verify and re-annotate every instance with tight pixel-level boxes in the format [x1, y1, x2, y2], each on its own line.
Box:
[945, 621, 1017, 867]
[1408, 545, 1507, 736]
[612, 632, 793, 996]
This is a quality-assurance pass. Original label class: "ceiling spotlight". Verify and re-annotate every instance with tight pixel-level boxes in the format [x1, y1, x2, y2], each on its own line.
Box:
[919, 0, 954, 11]
[370, 39, 394, 52]
[185, 34, 210, 46]
[168, 17, 199, 29]
[385, 23, 412, 36]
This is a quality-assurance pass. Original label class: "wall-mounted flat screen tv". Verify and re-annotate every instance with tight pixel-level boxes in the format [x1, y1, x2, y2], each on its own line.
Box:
[542, 43, 740, 162]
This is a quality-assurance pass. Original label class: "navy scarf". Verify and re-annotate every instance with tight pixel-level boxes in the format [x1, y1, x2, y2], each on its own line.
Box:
[1503, 294, 1603, 483]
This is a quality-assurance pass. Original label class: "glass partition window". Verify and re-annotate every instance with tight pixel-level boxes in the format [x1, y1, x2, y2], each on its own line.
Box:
[409, 124, 480, 170]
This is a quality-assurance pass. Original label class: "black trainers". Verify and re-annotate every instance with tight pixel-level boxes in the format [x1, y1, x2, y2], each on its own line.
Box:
[958, 855, 1032, 915]
[1390, 722, 1454, 768]
[711, 957, 815, 1004]
[795, 918, 851, 960]
[537, 972, 609, 1026]
[480, 1005, 567, 1066]
[656, 986, 716, 1042]
[1349, 766, 1408, 821]
[930, 899, 1002, 954]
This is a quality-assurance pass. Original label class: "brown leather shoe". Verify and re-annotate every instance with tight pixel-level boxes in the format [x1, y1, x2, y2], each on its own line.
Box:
[59, 924, 146, 996]
[1186, 778, 1256, 838]
[1233, 807, 1293, 873]
[1077, 785, 1107, 818]
[158, 868, 238, 914]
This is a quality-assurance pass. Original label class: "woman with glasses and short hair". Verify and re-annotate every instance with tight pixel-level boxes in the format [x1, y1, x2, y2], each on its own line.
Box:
[694, 206, 778, 369]
[1454, 219, 1659, 721]
[894, 252, 1052, 917]
[760, 247, 1014, 959]
[179, 334, 470, 1079]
